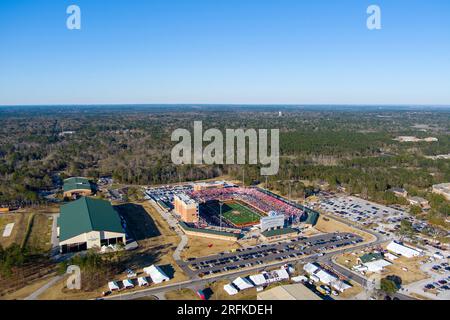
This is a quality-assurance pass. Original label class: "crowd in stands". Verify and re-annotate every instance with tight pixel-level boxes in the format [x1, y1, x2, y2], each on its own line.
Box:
[190, 187, 305, 221]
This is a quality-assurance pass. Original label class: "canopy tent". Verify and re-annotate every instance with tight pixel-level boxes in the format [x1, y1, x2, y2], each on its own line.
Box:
[108, 281, 120, 291]
[138, 277, 149, 287]
[122, 279, 134, 289]
[303, 263, 319, 275]
[363, 259, 392, 272]
[232, 277, 254, 291]
[331, 280, 352, 293]
[387, 241, 421, 258]
[249, 274, 267, 286]
[144, 265, 170, 284]
[224, 284, 239, 296]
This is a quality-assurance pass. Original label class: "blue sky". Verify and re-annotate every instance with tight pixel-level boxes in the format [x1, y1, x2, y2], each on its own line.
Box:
[0, 0, 449, 105]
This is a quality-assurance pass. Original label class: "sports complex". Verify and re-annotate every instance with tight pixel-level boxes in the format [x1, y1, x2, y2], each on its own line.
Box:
[145, 182, 319, 241]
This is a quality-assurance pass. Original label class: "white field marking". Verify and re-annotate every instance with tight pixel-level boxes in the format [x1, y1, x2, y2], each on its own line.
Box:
[2, 223, 15, 237]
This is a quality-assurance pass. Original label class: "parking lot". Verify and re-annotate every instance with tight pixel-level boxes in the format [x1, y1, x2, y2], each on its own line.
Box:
[144, 184, 194, 210]
[185, 233, 363, 277]
[318, 196, 416, 236]
[403, 256, 450, 300]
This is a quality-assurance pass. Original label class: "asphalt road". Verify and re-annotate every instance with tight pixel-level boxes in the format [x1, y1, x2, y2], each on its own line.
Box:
[182, 233, 363, 278]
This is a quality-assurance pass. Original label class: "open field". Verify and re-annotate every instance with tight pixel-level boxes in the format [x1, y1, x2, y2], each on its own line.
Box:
[382, 256, 429, 285]
[24, 214, 53, 252]
[0, 215, 20, 247]
[315, 215, 376, 244]
[181, 236, 241, 260]
[335, 250, 429, 286]
[165, 288, 200, 300]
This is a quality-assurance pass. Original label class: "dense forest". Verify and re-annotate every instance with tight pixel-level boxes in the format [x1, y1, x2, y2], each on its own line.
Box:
[0, 105, 448, 223]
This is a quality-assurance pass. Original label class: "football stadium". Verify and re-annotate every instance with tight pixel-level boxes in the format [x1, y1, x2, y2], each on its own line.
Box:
[190, 185, 306, 229]
[145, 182, 317, 241]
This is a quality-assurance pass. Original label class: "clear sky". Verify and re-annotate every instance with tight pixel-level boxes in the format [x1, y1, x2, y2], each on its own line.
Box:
[0, 0, 449, 105]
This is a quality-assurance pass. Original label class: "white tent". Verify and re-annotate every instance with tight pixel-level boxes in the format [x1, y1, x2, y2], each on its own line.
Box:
[274, 269, 290, 281]
[224, 283, 239, 296]
[316, 270, 338, 285]
[138, 277, 149, 287]
[249, 274, 267, 286]
[384, 252, 399, 261]
[387, 241, 421, 258]
[108, 281, 120, 291]
[363, 259, 392, 272]
[303, 263, 319, 275]
[122, 279, 134, 289]
[233, 277, 254, 291]
[292, 276, 308, 283]
[144, 265, 170, 284]
[331, 280, 352, 293]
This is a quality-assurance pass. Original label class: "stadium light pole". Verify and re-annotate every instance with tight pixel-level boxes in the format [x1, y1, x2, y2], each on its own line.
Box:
[219, 201, 223, 231]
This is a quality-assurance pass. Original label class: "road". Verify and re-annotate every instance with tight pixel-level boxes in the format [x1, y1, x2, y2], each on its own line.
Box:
[104, 231, 395, 301]
[104, 201, 415, 300]
[182, 233, 363, 278]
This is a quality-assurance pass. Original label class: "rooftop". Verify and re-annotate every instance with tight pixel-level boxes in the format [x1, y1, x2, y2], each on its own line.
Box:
[63, 177, 92, 192]
[261, 227, 298, 238]
[360, 252, 384, 264]
[258, 284, 322, 301]
[59, 197, 124, 242]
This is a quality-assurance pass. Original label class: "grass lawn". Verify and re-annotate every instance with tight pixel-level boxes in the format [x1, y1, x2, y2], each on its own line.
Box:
[181, 236, 240, 260]
[165, 288, 200, 300]
[205, 201, 260, 226]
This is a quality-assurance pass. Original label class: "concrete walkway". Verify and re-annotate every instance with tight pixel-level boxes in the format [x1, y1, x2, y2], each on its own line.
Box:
[24, 275, 63, 300]
[148, 201, 189, 262]
[50, 213, 60, 257]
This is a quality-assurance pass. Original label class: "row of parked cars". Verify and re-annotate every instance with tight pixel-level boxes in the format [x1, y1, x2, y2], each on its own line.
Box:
[190, 234, 362, 276]
[424, 276, 450, 294]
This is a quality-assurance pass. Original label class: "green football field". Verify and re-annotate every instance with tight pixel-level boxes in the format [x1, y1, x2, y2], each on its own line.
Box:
[204, 201, 260, 226]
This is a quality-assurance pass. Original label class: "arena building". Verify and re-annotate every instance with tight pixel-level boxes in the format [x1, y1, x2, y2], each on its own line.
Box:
[58, 197, 126, 253]
[174, 193, 199, 223]
[63, 177, 94, 199]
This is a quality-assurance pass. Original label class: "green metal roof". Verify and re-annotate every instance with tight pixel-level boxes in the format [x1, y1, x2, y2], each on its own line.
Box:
[59, 197, 124, 242]
[304, 211, 320, 226]
[63, 177, 93, 192]
[179, 222, 240, 239]
[360, 252, 384, 264]
[262, 228, 298, 238]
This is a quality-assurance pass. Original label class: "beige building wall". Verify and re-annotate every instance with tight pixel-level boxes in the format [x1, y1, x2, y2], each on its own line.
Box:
[60, 231, 126, 249]
[64, 189, 93, 198]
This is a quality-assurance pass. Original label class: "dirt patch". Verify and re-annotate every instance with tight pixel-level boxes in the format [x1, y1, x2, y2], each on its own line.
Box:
[165, 288, 200, 300]
[181, 237, 240, 260]
[381, 256, 428, 285]
[315, 216, 375, 244]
